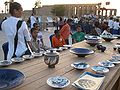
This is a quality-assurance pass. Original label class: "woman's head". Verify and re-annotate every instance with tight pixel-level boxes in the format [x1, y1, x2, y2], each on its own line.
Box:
[9, 2, 23, 18]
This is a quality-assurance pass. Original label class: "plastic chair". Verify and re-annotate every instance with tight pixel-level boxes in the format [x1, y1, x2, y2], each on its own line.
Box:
[49, 34, 54, 47]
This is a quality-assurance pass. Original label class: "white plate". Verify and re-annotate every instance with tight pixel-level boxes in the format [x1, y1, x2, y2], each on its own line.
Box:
[63, 45, 72, 48]
[33, 52, 43, 57]
[22, 55, 34, 60]
[112, 55, 120, 60]
[71, 62, 90, 69]
[98, 61, 115, 68]
[47, 76, 70, 88]
[72, 72, 105, 90]
[108, 59, 120, 64]
[11, 57, 25, 63]
[0, 60, 12, 66]
[91, 66, 109, 74]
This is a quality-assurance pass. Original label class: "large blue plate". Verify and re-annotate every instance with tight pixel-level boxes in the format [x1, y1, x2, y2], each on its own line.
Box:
[70, 48, 94, 57]
[0, 69, 25, 90]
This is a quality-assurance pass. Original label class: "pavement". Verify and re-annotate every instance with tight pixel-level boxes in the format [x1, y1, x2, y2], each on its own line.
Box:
[0, 27, 55, 60]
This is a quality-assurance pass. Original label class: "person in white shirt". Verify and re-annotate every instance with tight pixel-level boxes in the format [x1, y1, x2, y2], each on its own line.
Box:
[112, 19, 120, 34]
[30, 13, 37, 29]
[1, 2, 31, 60]
[108, 17, 114, 33]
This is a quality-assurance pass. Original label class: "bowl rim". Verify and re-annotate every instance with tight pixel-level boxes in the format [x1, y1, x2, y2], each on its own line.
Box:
[70, 48, 94, 55]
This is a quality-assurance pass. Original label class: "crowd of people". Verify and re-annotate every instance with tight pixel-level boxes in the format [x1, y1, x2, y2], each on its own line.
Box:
[1, 2, 120, 60]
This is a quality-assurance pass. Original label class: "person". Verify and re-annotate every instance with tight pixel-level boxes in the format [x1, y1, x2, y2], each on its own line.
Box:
[30, 28, 39, 52]
[30, 13, 37, 29]
[33, 23, 46, 50]
[72, 26, 85, 43]
[52, 30, 66, 48]
[60, 19, 72, 45]
[1, 2, 31, 60]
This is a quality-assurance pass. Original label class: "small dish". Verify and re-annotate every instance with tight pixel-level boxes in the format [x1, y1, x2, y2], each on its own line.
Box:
[108, 59, 120, 64]
[63, 45, 72, 49]
[71, 62, 90, 69]
[91, 66, 109, 74]
[72, 72, 105, 90]
[0, 60, 12, 67]
[112, 55, 120, 60]
[98, 61, 115, 68]
[11, 57, 25, 63]
[22, 55, 34, 60]
[47, 76, 70, 88]
[33, 52, 43, 57]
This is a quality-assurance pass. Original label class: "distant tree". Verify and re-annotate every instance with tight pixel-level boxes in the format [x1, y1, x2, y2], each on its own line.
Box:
[34, 0, 41, 8]
[51, 5, 65, 16]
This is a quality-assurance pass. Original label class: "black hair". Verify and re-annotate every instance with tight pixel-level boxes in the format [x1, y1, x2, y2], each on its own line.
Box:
[9, 2, 22, 15]
[67, 19, 72, 23]
[30, 28, 35, 34]
[54, 30, 59, 34]
[33, 23, 38, 27]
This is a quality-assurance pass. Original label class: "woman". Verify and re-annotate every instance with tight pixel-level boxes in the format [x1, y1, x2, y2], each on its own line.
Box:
[1, 2, 31, 60]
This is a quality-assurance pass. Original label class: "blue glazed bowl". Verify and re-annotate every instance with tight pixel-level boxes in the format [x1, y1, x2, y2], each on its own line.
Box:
[0, 69, 25, 90]
[70, 48, 94, 57]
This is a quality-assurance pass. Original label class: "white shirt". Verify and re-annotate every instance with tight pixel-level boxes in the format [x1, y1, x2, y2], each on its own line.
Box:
[30, 15, 36, 28]
[108, 19, 114, 29]
[1, 16, 31, 60]
[37, 31, 43, 47]
[113, 21, 120, 30]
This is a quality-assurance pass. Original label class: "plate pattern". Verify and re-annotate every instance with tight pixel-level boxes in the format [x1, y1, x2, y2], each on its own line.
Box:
[47, 76, 70, 88]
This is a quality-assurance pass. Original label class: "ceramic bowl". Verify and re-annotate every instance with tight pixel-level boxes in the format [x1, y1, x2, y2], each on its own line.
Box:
[70, 48, 94, 57]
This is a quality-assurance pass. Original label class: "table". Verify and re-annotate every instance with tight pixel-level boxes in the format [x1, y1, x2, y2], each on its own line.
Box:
[3, 40, 120, 90]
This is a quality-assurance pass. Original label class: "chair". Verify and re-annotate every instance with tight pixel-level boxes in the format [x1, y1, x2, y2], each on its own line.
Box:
[2, 42, 8, 60]
[49, 34, 54, 47]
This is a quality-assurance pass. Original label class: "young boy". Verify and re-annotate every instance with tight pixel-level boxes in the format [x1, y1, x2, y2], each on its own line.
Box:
[72, 26, 85, 43]
[52, 30, 66, 48]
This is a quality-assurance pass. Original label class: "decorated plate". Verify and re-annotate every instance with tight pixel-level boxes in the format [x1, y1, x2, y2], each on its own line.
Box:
[33, 52, 43, 57]
[112, 55, 120, 60]
[63, 45, 72, 49]
[47, 76, 70, 88]
[0, 60, 12, 67]
[98, 61, 115, 68]
[91, 66, 109, 74]
[108, 59, 120, 64]
[72, 72, 105, 90]
[11, 57, 25, 63]
[71, 62, 90, 69]
[22, 55, 34, 60]
[0, 69, 25, 89]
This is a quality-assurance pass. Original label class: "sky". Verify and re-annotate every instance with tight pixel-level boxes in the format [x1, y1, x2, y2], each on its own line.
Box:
[0, 0, 120, 15]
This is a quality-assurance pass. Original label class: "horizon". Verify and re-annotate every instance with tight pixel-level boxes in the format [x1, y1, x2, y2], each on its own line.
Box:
[0, 0, 120, 16]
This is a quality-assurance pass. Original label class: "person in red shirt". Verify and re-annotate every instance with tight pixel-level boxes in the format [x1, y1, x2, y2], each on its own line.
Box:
[60, 19, 72, 44]
[52, 30, 66, 48]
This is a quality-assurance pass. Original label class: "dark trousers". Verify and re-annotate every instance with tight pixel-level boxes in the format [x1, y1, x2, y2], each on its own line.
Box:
[2, 42, 31, 60]
[65, 39, 69, 45]
[2, 42, 8, 60]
